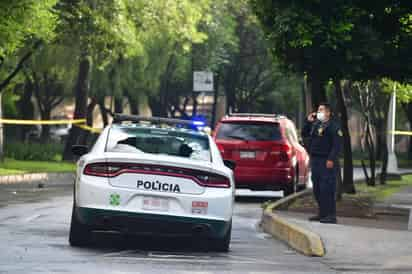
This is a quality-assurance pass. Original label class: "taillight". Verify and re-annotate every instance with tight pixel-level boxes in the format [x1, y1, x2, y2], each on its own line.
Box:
[216, 144, 225, 155]
[83, 162, 230, 188]
[270, 144, 293, 161]
[195, 174, 231, 188]
[83, 163, 122, 177]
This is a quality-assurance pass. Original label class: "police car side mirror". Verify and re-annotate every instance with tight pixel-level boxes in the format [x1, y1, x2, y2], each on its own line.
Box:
[72, 145, 89, 156]
[223, 159, 236, 170]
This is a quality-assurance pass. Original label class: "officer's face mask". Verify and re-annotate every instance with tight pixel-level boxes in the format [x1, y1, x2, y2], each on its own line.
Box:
[316, 111, 326, 122]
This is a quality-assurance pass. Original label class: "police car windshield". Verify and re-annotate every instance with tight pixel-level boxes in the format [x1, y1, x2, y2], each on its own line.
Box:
[217, 122, 281, 141]
[106, 126, 211, 162]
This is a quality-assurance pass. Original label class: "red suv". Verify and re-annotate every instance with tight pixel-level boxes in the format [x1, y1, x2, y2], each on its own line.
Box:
[213, 114, 309, 195]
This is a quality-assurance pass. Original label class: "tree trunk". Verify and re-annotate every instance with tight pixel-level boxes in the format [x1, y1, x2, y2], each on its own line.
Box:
[192, 93, 199, 117]
[335, 79, 356, 193]
[308, 70, 327, 109]
[86, 98, 97, 127]
[17, 81, 35, 141]
[63, 55, 91, 160]
[380, 136, 389, 185]
[40, 109, 51, 142]
[148, 95, 167, 117]
[364, 123, 376, 186]
[114, 96, 123, 114]
[98, 97, 109, 127]
[125, 89, 139, 115]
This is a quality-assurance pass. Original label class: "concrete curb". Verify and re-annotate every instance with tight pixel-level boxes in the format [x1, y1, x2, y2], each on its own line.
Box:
[261, 189, 325, 257]
[0, 172, 74, 185]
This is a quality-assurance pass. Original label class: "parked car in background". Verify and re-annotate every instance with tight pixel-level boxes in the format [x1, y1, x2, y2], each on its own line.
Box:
[50, 123, 71, 142]
[213, 113, 309, 196]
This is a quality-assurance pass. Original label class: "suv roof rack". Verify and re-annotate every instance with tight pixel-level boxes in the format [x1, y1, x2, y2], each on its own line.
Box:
[226, 113, 285, 118]
[113, 114, 195, 126]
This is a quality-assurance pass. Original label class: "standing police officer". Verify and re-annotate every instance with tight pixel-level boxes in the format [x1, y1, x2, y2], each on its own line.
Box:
[302, 102, 342, 224]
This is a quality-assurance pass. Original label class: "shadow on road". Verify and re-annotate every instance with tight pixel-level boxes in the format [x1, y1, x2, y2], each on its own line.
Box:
[235, 196, 280, 204]
[77, 232, 226, 254]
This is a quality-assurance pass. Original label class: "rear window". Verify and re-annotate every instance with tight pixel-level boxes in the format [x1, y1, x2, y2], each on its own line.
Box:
[216, 122, 281, 141]
[106, 127, 211, 162]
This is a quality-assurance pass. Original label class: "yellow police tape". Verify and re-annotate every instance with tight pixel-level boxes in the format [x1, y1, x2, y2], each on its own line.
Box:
[1, 118, 412, 136]
[73, 123, 102, 134]
[390, 130, 412, 136]
[0, 118, 103, 133]
[0, 118, 86, 125]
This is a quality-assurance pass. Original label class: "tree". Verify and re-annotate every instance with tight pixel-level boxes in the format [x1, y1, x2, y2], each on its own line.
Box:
[251, 0, 412, 192]
[57, 0, 143, 160]
[353, 80, 390, 186]
[24, 44, 76, 141]
[0, 0, 57, 93]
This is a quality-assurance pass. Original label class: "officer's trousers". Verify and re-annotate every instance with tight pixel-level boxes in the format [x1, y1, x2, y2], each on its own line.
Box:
[310, 157, 337, 219]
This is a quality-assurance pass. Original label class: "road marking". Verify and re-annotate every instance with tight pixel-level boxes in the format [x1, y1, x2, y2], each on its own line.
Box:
[227, 254, 284, 265]
[101, 256, 282, 265]
[148, 252, 205, 259]
[102, 250, 137, 257]
[24, 214, 44, 222]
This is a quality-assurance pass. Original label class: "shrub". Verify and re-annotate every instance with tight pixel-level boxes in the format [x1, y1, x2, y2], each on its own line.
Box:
[5, 142, 63, 161]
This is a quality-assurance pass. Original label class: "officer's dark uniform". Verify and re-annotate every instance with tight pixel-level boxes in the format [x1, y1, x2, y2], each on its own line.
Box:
[302, 118, 342, 222]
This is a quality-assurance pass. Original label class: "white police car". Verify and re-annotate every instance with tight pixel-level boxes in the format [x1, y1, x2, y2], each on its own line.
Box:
[69, 115, 235, 251]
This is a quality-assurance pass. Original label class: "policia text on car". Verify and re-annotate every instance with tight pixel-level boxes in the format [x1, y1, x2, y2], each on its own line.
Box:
[302, 103, 342, 224]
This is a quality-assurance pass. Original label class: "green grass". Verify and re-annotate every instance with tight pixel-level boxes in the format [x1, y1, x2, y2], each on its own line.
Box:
[353, 174, 412, 201]
[341, 155, 412, 169]
[0, 158, 75, 175]
[0, 167, 26, 175]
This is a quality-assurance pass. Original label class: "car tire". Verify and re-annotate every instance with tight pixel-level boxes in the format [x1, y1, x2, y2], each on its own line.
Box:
[284, 166, 299, 196]
[69, 206, 92, 247]
[211, 221, 232, 252]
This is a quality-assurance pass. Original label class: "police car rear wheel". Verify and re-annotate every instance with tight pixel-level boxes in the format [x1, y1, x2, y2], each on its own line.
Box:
[69, 206, 92, 247]
[211, 221, 232, 252]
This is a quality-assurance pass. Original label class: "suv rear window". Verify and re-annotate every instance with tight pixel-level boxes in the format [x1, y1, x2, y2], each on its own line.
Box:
[106, 126, 211, 162]
[216, 122, 281, 141]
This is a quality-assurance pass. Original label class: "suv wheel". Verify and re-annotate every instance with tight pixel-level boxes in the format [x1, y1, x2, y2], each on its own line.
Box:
[284, 166, 299, 196]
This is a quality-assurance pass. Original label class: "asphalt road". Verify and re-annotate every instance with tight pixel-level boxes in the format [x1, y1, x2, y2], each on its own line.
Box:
[0, 182, 335, 274]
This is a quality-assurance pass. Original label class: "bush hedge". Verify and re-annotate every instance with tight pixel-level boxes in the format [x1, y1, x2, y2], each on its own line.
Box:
[5, 142, 63, 161]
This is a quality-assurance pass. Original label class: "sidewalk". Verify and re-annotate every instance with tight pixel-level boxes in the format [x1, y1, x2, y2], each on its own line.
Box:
[275, 168, 412, 271]
[278, 211, 412, 271]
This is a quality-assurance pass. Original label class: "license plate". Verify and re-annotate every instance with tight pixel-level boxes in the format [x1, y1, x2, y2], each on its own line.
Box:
[240, 151, 256, 158]
[192, 201, 208, 215]
[142, 197, 169, 212]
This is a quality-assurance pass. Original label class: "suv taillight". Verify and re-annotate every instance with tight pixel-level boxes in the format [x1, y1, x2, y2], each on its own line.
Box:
[270, 144, 292, 161]
[216, 144, 225, 156]
[83, 162, 230, 188]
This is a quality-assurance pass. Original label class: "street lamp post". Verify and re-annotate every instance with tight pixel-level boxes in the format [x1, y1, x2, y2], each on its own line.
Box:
[387, 84, 398, 174]
[0, 92, 3, 162]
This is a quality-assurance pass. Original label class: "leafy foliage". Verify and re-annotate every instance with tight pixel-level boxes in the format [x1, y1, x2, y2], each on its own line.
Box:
[5, 142, 64, 161]
[0, 0, 58, 59]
